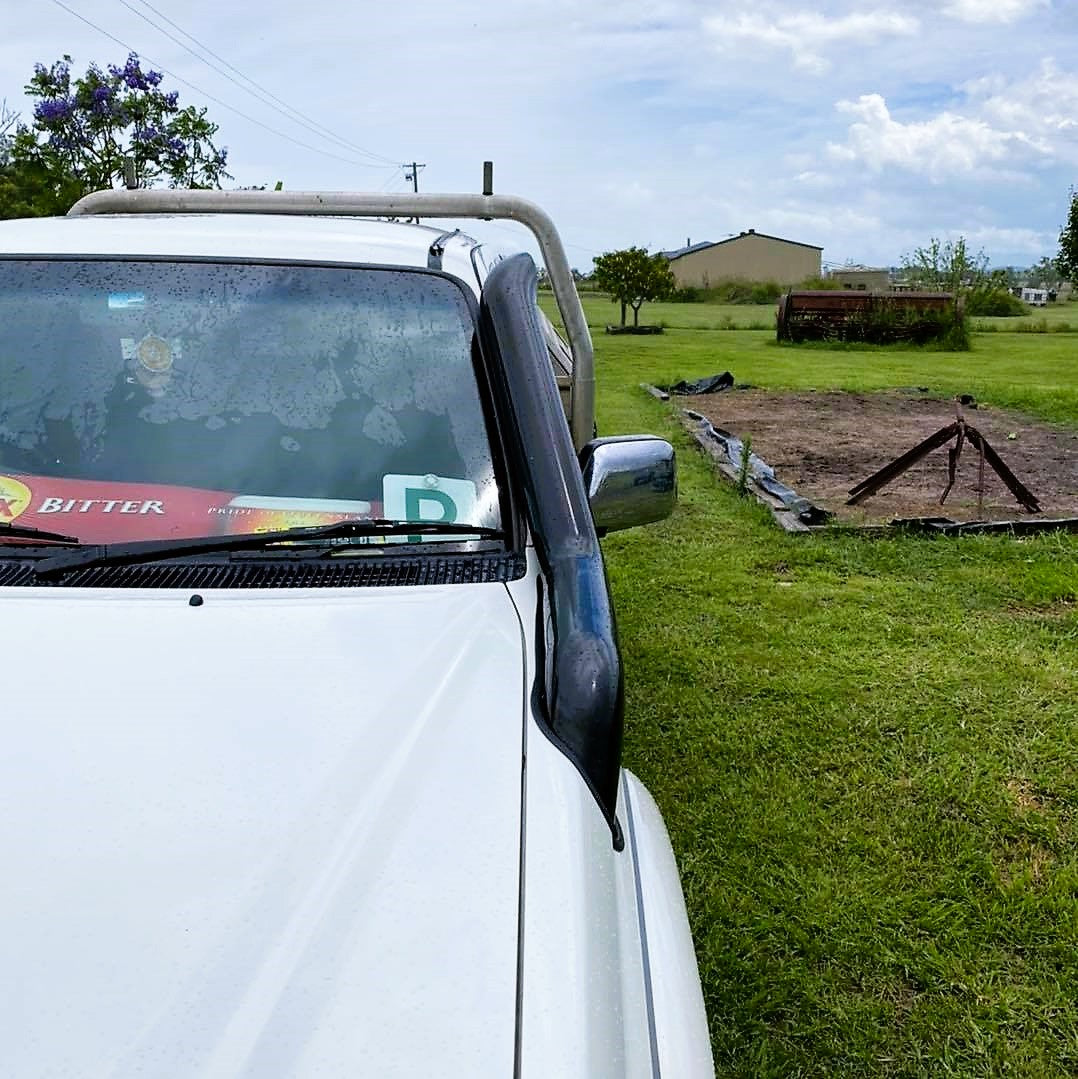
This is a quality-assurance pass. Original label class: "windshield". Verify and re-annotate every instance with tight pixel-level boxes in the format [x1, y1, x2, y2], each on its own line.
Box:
[0, 258, 500, 544]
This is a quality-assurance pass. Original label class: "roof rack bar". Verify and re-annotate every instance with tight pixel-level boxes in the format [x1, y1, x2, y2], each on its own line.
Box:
[67, 189, 595, 451]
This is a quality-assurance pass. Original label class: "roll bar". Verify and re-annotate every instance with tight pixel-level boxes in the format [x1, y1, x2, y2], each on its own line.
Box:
[67, 188, 595, 450]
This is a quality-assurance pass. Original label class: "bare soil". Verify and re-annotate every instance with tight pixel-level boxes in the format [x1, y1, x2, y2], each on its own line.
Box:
[683, 389, 1078, 524]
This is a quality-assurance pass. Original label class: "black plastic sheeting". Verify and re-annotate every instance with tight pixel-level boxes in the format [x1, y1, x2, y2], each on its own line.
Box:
[686, 410, 832, 526]
[665, 371, 735, 396]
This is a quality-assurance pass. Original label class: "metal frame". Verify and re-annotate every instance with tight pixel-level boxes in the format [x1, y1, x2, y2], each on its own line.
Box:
[67, 189, 596, 450]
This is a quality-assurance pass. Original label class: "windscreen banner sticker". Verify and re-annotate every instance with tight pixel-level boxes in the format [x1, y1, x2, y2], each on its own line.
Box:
[220, 496, 373, 534]
[382, 474, 478, 540]
[0, 473, 378, 543]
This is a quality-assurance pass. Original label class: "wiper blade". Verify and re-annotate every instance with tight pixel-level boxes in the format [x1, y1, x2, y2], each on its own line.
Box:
[0, 521, 81, 544]
[32, 518, 505, 578]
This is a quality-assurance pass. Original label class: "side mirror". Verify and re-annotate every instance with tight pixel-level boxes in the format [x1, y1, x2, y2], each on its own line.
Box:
[579, 436, 677, 535]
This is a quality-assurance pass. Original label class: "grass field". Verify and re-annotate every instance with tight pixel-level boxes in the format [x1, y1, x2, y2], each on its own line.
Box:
[541, 296, 1078, 1075]
[561, 291, 1078, 335]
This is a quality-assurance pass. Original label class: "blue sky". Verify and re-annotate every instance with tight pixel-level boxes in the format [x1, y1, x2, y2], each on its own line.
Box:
[2, 0, 1075, 270]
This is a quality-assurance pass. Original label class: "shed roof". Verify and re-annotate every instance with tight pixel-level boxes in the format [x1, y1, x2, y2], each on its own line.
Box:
[663, 230, 822, 260]
[660, 240, 714, 259]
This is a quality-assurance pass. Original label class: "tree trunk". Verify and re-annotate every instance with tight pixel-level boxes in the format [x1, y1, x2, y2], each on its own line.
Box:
[632, 302, 641, 327]
[620, 300, 626, 327]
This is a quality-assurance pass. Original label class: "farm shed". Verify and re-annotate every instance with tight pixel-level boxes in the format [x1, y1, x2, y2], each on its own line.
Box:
[662, 230, 822, 287]
[828, 266, 891, 291]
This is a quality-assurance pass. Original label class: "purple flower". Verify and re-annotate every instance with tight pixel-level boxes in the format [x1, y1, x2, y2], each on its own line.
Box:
[167, 136, 185, 155]
[91, 85, 113, 115]
[34, 97, 73, 123]
[145, 70, 163, 87]
[109, 53, 150, 91]
[133, 125, 164, 148]
[164, 91, 179, 109]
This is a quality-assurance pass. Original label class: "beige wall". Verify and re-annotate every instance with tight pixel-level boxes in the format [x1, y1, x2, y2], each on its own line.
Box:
[830, 269, 891, 291]
[669, 232, 821, 287]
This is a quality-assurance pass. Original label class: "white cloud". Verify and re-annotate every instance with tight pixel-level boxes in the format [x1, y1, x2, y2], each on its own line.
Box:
[942, 0, 1049, 24]
[601, 180, 656, 210]
[705, 9, 919, 75]
[970, 60, 1078, 150]
[959, 224, 1054, 255]
[827, 93, 1050, 180]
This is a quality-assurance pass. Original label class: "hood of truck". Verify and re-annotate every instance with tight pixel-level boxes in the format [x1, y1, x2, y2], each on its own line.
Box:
[0, 583, 525, 1077]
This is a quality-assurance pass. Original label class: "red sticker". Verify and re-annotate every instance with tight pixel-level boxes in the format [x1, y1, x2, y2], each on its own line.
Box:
[0, 472, 378, 543]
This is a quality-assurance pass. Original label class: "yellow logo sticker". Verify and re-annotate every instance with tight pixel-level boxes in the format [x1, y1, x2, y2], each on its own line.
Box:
[0, 475, 32, 522]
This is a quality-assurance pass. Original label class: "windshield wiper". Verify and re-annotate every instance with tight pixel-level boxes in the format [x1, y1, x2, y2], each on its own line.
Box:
[0, 521, 81, 544]
[32, 518, 505, 578]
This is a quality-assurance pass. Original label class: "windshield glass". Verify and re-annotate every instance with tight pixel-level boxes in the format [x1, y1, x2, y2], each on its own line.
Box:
[0, 259, 500, 544]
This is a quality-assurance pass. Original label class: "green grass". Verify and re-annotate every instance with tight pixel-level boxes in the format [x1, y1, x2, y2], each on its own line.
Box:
[565, 292, 779, 330]
[540, 295, 1078, 424]
[976, 299, 1078, 333]
[551, 293, 1078, 336]
[546, 295, 1078, 1075]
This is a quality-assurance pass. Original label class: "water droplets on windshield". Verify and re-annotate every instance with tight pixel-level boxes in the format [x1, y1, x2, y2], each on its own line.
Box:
[0, 258, 501, 540]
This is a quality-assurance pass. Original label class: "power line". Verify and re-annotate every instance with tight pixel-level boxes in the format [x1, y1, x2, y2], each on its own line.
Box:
[115, 0, 399, 166]
[45, 0, 398, 171]
[483, 219, 599, 259]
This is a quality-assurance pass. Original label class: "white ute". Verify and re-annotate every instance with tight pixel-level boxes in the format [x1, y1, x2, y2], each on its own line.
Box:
[0, 189, 713, 1077]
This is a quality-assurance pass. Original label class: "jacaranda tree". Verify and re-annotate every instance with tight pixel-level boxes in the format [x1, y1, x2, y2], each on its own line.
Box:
[2, 53, 229, 218]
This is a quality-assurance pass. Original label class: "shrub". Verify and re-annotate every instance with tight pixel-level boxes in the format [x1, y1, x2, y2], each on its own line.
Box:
[671, 279, 783, 304]
[966, 289, 1030, 317]
[936, 318, 972, 351]
[670, 285, 703, 303]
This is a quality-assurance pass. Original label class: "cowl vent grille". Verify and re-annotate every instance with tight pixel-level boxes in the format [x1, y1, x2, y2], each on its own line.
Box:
[0, 553, 526, 589]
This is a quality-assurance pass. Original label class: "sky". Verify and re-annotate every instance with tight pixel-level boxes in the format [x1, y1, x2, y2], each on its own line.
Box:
[1, 0, 1076, 271]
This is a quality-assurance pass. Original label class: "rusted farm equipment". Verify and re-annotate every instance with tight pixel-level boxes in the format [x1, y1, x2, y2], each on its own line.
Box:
[776, 290, 960, 344]
[847, 397, 1040, 515]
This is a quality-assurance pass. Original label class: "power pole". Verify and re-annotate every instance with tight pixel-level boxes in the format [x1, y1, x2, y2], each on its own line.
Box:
[403, 162, 425, 193]
[403, 162, 425, 222]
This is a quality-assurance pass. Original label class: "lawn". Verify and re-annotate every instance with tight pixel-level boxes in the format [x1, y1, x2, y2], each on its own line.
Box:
[559, 290, 1078, 335]
[542, 296, 1078, 1075]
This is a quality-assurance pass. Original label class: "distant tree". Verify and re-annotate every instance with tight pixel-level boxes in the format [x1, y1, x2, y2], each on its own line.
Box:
[1057, 190, 1078, 282]
[900, 235, 1017, 317]
[1030, 255, 1064, 291]
[592, 247, 676, 326]
[997, 266, 1021, 290]
[901, 236, 983, 293]
[0, 99, 17, 145]
[1, 53, 229, 219]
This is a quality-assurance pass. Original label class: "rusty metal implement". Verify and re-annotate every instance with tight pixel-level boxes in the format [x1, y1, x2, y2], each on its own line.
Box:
[847, 398, 1040, 514]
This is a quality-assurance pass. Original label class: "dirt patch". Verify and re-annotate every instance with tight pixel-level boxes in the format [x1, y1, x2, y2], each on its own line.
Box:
[995, 838, 1054, 888]
[683, 389, 1078, 524]
[1006, 778, 1046, 814]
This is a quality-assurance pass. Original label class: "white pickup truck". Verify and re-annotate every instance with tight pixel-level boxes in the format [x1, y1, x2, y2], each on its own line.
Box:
[0, 188, 713, 1077]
